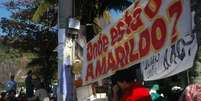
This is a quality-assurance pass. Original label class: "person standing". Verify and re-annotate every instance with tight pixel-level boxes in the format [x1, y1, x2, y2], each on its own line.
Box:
[112, 69, 152, 101]
[25, 70, 34, 99]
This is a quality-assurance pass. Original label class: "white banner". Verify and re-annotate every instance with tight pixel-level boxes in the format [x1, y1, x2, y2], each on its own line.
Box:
[141, 0, 198, 81]
[141, 33, 197, 81]
[82, 0, 194, 85]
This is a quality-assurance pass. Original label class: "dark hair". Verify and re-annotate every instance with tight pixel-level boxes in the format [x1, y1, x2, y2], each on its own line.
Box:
[1, 92, 6, 97]
[114, 68, 136, 83]
[11, 75, 15, 79]
[27, 70, 32, 75]
[111, 64, 140, 84]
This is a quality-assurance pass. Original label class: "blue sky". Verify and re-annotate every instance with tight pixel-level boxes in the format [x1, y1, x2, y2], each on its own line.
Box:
[0, 8, 11, 18]
[110, 9, 122, 23]
[0, 0, 11, 35]
[0, 0, 11, 18]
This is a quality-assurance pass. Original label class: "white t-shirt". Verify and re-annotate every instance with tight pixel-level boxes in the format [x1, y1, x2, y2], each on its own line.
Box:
[35, 88, 49, 101]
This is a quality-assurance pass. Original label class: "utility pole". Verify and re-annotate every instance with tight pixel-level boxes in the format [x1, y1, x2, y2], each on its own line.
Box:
[58, 0, 74, 101]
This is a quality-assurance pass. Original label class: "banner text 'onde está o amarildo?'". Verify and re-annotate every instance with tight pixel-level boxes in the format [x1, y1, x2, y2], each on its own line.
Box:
[83, 0, 184, 84]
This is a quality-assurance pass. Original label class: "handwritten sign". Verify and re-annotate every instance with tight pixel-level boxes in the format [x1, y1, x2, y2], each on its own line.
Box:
[142, 33, 197, 81]
[82, 0, 192, 85]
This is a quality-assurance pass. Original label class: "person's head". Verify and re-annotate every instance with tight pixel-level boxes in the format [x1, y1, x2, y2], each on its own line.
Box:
[27, 70, 32, 76]
[114, 69, 136, 90]
[10, 75, 15, 80]
[0, 92, 6, 98]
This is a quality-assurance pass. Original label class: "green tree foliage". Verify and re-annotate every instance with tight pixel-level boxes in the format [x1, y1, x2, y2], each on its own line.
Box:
[190, 0, 201, 83]
[0, 0, 132, 90]
[0, 1, 57, 90]
[75, 0, 132, 41]
[32, 0, 132, 41]
[32, 0, 57, 22]
[75, 0, 132, 24]
[32, 0, 131, 23]
[0, 45, 21, 61]
[192, 0, 201, 46]
[0, 44, 35, 84]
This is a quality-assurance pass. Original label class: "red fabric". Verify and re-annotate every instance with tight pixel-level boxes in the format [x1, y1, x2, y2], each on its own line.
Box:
[120, 84, 152, 101]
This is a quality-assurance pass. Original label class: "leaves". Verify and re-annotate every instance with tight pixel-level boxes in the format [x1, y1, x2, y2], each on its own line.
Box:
[32, 1, 50, 22]
[0, 0, 58, 87]
[1, 0, 133, 85]
[188, 0, 201, 83]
